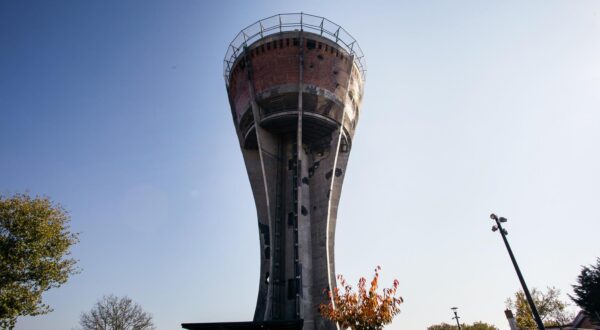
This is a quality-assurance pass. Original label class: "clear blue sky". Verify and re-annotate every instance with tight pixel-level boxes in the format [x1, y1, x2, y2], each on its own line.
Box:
[1, 1, 599, 329]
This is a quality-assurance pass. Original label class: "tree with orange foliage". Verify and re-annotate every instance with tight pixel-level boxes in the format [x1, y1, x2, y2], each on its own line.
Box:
[319, 266, 403, 330]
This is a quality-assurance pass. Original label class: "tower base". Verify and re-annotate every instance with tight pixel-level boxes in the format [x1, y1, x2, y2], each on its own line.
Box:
[181, 320, 304, 330]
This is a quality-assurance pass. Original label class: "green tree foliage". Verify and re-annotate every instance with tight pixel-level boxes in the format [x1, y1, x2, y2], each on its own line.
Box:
[506, 287, 573, 329]
[570, 258, 600, 325]
[427, 321, 498, 330]
[79, 295, 155, 330]
[0, 194, 79, 329]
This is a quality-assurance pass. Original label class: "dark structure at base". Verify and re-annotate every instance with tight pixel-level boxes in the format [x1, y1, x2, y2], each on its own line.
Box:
[182, 320, 303, 330]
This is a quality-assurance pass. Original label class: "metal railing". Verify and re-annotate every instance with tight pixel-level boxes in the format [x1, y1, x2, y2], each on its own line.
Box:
[223, 13, 367, 85]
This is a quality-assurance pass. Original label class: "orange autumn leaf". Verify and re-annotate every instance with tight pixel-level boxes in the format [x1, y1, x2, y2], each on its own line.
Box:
[318, 267, 403, 330]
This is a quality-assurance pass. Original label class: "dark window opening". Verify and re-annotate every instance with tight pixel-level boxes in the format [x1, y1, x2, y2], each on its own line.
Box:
[288, 212, 295, 226]
[318, 42, 322, 50]
[317, 54, 324, 60]
[264, 246, 270, 259]
[258, 223, 270, 245]
[287, 279, 298, 300]
[306, 39, 316, 49]
[292, 38, 298, 46]
[266, 42, 271, 50]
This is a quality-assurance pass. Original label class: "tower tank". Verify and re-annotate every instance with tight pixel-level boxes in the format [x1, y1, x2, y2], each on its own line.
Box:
[224, 13, 366, 330]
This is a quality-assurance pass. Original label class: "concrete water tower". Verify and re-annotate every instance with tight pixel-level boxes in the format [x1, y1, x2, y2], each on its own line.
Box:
[224, 13, 366, 329]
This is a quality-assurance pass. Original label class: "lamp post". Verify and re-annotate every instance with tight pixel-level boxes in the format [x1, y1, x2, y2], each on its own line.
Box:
[451, 307, 462, 330]
[490, 213, 545, 330]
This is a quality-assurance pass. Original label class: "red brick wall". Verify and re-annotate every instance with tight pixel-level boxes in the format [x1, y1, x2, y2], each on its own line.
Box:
[227, 32, 362, 128]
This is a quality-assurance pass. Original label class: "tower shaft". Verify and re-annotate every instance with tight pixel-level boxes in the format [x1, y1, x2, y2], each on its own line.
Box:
[224, 14, 365, 329]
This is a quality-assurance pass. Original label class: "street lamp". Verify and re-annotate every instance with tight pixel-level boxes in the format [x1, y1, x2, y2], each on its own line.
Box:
[451, 307, 462, 330]
[490, 213, 545, 330]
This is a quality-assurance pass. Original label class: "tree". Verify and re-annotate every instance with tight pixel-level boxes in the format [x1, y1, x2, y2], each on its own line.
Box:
[0, 193, 79, 329]
[570, 257, 600, 325]
[506, 287, 573, 328]
[319, 266, 403, 330]
[427, 321, 499, 330]
[79, 295, 155, 330]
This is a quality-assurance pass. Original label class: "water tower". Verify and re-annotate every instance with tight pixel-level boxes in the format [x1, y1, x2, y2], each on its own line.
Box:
[224, 13, 366, 329]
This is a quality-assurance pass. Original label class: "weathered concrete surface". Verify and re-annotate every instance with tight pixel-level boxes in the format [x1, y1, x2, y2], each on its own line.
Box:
[225, 31, 365, 330]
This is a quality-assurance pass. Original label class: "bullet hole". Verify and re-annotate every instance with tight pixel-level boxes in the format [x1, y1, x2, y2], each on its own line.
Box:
[317, 54, 324, 60]
[335, 168, 343, 177]
[302, 177, 309, 185]
[313, 160, 320, 169]
[309, 63, 314, 69]
[333, 70, 338, 75]
[308, 168, 314, 178]
[301, 206, 308, 216]
[313, 206, 317, 210]
[325, 170, 332, 180]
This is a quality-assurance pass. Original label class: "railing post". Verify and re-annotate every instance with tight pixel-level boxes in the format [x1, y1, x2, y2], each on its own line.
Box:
[259, 21, 264, 38]
[320, 18, 324, 36]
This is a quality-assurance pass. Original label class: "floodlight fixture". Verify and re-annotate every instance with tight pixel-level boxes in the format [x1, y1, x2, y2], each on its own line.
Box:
[451, 307, 462, 330]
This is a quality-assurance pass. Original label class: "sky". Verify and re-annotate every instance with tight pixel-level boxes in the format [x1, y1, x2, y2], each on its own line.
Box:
[1, 1, 599, 329]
